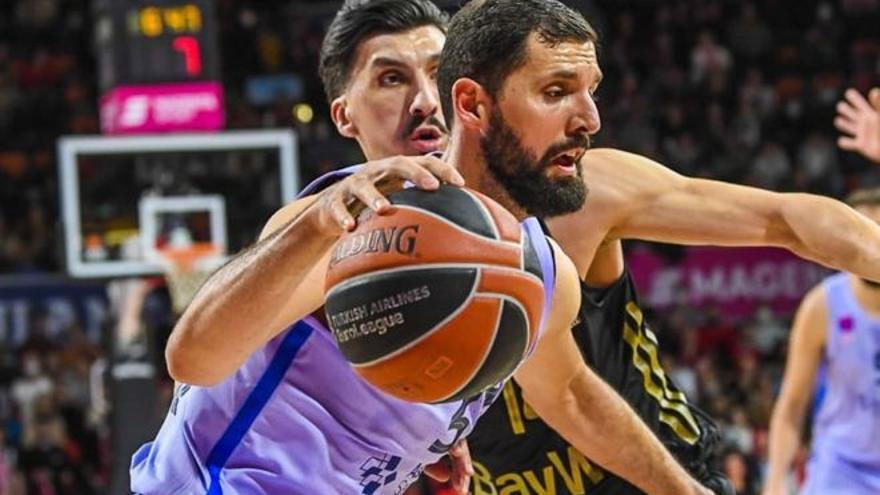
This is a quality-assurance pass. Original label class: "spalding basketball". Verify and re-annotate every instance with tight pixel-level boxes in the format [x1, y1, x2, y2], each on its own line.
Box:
[324, 185, 546, 403]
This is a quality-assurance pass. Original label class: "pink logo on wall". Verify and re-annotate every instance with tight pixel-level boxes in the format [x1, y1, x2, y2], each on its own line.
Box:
[100, 82, 224, 134]
[627, 246, 831, 319]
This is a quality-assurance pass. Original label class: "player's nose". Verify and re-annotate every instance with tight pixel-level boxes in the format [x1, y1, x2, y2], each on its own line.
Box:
[409, 74, 439, 118]
[567, 91, 601, 137]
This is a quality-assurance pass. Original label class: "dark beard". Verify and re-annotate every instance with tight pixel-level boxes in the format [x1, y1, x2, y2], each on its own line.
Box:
[861, 278, 880, 289]
[480, 107, 588, 218]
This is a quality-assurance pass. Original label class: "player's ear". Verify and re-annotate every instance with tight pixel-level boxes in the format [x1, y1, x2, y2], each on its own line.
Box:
[452, 78, 490, 133]
[330, 95, 358, 139]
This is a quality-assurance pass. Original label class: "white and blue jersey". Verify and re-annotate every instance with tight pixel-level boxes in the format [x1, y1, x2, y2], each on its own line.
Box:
[130, 167, 557, 494]
[802, 273, 880, 494]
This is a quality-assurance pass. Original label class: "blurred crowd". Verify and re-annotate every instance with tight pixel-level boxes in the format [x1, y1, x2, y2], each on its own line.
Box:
[1, 0, 880, 493]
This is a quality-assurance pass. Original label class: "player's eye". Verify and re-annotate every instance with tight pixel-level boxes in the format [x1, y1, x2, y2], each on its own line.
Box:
[379, 71, 406, 87]
[545, 86, 566, 99]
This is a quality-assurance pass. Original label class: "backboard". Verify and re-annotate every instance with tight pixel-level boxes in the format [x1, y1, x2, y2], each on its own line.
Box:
[58, 130, 298, 278]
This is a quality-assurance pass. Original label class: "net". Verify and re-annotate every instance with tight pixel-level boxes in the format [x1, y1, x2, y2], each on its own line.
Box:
[158, 242, 223, 315]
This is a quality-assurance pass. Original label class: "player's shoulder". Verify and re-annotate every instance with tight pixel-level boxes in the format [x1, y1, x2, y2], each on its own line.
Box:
[797, 279, 832, 317]
[579, 148, 682, 216]
[583, 148, 666, 175]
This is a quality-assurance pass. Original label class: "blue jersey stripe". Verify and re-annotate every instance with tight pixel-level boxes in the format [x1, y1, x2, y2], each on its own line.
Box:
[204, 321, 314, 494]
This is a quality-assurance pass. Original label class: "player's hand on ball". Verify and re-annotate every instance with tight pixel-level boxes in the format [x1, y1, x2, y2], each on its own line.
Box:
[318, 155, 465, 233]
[423, 439, 473, 494]
[835, 87, 880, 163]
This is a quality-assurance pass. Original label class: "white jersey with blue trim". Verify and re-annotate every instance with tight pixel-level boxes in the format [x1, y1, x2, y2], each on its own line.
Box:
[801, 273, 880, 495]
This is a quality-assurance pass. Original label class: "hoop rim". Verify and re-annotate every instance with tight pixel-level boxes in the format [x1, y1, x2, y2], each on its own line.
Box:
[156, 242, 223, 273]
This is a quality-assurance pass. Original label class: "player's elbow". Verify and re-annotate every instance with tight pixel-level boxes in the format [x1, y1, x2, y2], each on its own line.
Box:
[777, 194, 856, 266]
[519, 371, 587, 429]
[164, 326, 226, 387]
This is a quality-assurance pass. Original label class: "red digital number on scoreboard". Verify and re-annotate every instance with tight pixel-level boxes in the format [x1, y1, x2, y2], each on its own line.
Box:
[172, 36, 202, 77]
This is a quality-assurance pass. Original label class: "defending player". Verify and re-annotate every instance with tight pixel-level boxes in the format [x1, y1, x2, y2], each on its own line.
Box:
[762, 89, 880, 495]
[129, 0, 713, 493]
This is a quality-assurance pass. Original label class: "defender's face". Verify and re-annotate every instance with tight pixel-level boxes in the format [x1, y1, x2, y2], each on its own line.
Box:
[480, 34, 602, 217]
[337, 25, 448, 160]
[493, 34, 602, 179]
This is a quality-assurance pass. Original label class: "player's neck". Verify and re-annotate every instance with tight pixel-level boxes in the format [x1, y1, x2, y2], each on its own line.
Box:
[444, 137, 529, 221]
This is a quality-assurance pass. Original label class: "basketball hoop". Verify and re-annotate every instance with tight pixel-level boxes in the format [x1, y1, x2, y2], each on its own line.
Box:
[158, 242, 223, 315]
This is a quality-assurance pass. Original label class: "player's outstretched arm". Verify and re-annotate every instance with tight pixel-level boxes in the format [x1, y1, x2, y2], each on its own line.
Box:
[835, 87, 880, 163]
[165, 155, 463, 386]
[761, 285, 827, 495]
[513, 241, 710, 495]
[567, 148, 880, 281]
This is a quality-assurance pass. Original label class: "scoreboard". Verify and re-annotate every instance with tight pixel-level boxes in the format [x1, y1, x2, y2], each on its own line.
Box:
[94, 0, 220, 89]
[94, 0, 224, 133]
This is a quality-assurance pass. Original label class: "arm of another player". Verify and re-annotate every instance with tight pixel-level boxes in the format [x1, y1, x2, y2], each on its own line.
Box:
[761, 285, 828, 495]
[835, 88, 880, 163]
[570, 148, 880, 281]
[165, 155, 463, 386]
[513, 240, 710, 495]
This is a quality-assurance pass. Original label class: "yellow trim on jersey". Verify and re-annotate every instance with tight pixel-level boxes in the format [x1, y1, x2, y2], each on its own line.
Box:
[472, 446, 605, 495]
[503, 381, 527, 435]
[623, 302, 701, 445]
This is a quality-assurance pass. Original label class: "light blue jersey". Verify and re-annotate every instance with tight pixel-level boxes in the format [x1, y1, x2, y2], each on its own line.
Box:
[801, 273, 880, 494]
[130, 167, 557, 494]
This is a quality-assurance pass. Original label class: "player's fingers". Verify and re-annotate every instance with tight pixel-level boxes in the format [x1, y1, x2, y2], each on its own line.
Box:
[836, 100, 859, 122]
[834, 116, 858, 136]
[451, 439, 474, 476]
[370, 157, 440, 190]
[869, 87, 880, 110]
[845, 88, 873, 112]
[423, 460, 451, 482]
[347, 176, 392, 214]
[837, 136, 858, 151]
[450, 469, 470, 494]
[327, 194, 356, 231]
[418, 154, 466, 186]
[449, 440, 473, 493]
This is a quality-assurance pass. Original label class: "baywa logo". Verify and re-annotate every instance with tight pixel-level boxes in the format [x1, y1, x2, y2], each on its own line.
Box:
[331, 225, 419, 266]
[359, 454, 403, 494]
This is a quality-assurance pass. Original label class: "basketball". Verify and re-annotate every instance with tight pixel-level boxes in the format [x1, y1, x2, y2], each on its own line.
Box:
[324, 185, 547, 403]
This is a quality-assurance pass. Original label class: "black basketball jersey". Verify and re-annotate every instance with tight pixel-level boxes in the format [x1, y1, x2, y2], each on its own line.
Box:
[468, 261, 723, 495]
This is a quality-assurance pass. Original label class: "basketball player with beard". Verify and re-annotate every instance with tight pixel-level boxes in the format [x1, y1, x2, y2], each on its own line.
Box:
[314, 1, 880, 494]
[130, 0, 715, 493]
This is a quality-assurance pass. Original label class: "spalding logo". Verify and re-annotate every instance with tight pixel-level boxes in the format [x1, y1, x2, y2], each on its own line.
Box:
[330, 225, 419, 266]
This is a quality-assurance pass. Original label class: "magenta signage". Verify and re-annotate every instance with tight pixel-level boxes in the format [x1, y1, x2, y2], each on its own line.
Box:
[627, 246, 831, 319]
[100, 81, 224, 134]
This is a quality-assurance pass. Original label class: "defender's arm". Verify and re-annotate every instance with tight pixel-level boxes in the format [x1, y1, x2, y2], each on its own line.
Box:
[514, 241, 709, 495]
[574, 148, 880, 280]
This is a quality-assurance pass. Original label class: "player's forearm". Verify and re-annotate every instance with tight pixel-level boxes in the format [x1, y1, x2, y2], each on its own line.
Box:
[764, 401, 805, 491]
[532, 368, 705, 495]
[780, 193, 880, 281]
[167, 204, 336, 385]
